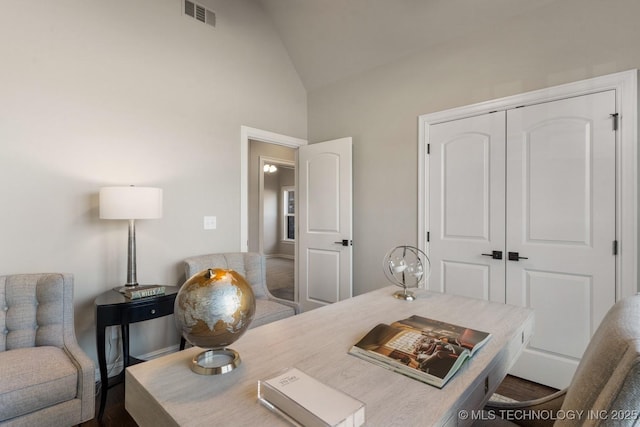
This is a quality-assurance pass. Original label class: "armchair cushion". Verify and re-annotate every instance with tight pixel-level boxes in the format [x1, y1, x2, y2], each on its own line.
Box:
[253, 299, 296, 328]
[1, 273, 65, 351]
[0, 347, 78, 421]
[0, 273, 94, 426]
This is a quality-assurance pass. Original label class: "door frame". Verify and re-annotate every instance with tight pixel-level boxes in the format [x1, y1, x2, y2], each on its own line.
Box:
[240, 126, 307, 252]
[418, 69, 638, 300]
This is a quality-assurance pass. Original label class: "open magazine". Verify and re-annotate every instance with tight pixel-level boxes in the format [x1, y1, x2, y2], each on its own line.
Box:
[349, 315, 491, 388]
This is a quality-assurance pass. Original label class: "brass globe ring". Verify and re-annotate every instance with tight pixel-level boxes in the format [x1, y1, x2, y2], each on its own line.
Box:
[191, 348, 241, 375]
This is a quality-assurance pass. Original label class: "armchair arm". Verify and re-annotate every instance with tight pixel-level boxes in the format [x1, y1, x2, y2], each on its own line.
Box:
[64, 341, 96, 422]
[483, 388, 567, 427]
[263, 283, 300, 314]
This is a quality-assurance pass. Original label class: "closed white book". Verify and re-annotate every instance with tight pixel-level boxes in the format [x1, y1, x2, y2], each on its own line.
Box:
[258, 368, 365, 427]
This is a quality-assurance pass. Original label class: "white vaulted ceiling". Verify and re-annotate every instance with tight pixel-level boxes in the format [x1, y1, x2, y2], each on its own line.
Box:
[256, 0, 558, 91]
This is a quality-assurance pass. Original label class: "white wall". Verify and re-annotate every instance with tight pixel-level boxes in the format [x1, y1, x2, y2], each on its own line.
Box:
[308, 0, 640, 296]
[0, 0, 306, 365]
[263, 172, 279, 254]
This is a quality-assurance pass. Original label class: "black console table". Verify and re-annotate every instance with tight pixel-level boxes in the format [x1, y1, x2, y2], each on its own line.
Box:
[94, 286, 179, 419]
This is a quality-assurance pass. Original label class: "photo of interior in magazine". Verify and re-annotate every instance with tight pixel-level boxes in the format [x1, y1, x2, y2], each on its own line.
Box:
[349, 315, 491, 388]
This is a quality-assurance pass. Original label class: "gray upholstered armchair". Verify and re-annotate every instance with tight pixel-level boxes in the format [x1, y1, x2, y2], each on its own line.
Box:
[475, 294, 640, 427]
[0, 273, 94, 426]
[183, 252, 299, 328]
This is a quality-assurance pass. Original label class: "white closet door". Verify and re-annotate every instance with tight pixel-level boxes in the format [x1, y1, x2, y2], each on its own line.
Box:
[506, 91, 617, 388]
[428, 112, 506, 302]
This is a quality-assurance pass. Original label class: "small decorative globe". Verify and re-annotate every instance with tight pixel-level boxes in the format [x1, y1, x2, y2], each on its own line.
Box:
[383, 246, 431, 301]
[174, 268, 256, 374]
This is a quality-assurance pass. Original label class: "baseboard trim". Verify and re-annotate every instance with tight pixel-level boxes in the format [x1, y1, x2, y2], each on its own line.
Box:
[265, 254, 294, 260]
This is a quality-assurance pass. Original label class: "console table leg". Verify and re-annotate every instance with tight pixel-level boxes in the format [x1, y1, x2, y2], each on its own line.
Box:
[96, 323, 108, 420]
[122, 324, 130, 366]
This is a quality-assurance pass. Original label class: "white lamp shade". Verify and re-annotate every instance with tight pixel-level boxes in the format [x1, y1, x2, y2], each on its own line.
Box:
[100, 186, 163, 219]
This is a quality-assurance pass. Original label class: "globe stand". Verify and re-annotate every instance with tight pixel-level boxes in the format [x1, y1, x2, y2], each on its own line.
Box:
[393, 288, 416, 301]
[191, 348, 241, 375]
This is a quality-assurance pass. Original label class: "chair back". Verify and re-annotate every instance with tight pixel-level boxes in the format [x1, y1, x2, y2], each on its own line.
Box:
[0, 273, 73, 352]
[559, 294, 640, 421]
[183, 253, 267, 299]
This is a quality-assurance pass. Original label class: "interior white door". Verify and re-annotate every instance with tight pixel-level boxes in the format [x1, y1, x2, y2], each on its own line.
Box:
[298, 137, 353, 312]
[506, 91, 617, 388]
[428, 112, 506, 302]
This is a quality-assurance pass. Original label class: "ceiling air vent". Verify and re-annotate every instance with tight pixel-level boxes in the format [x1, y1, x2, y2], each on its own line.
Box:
[184, 0, 215, 28]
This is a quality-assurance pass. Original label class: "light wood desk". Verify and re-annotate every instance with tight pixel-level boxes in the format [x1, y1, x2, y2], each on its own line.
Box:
[126, 287, 533, 427]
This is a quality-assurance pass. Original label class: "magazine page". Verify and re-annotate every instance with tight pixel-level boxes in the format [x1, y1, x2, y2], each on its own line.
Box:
[350, 324, 469, 386]
[349, 316, 491, 387]
[392, 315, 491, 355]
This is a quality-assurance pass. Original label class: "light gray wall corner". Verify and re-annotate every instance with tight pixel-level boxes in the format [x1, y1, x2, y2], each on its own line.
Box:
[0, 0, 306, 368]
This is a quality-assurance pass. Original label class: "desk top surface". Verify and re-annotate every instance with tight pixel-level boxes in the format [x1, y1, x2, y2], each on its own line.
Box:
[126, 287, 533, 427]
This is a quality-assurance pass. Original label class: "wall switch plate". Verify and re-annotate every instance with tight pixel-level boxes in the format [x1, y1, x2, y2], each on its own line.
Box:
[204, 216, 217, 230]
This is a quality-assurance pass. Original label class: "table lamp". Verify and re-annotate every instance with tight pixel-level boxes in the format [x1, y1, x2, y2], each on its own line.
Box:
[100, 186, 163, 291]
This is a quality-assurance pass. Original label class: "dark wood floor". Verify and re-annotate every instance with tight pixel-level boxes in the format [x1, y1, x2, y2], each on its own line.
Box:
[81, 380, 136, 427]
[496, 375, 558, 402]
[82, 374, 557, 426]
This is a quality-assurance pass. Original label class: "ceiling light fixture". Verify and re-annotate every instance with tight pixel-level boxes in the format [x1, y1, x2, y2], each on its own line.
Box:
[263, 164, 278, 173]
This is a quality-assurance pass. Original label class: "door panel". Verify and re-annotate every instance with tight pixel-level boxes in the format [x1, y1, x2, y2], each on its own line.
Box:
[443, 135, 491, 240]
[307, 153, 340, 232]
[429, 112, 506, 303]
[307, 249, 340, 303]
[526, 270, 592, 359]
[442, 261, 490, 300]
[506, 91, 616, 388]
[526, 119, 592, 244]
[299, 137, 353, 312]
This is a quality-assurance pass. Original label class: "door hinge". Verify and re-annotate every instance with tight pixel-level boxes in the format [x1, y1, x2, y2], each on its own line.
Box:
[427, 144, 430, 155]
[426, 231, 430, 242]
[613, 240, 618, 255]
[610, 113, 619, 131]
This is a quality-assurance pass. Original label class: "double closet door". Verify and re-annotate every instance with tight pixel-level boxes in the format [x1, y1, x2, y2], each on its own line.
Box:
[428, 91, 617, 388]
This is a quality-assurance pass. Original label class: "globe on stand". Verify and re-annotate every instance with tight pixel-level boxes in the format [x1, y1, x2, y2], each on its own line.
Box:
[383, 246, 431, 301]
[174, 268, 256, 375]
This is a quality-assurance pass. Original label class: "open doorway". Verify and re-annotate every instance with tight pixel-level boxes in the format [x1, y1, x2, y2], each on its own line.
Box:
[248, 139, 297, 301]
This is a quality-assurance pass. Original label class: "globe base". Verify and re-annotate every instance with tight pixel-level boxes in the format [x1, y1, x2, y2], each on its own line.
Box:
[393, 289, 416, 301]
[191, 348, 241, 375]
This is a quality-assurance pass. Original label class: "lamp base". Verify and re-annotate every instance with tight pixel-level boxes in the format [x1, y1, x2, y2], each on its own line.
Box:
[113, 283, 139, 293]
